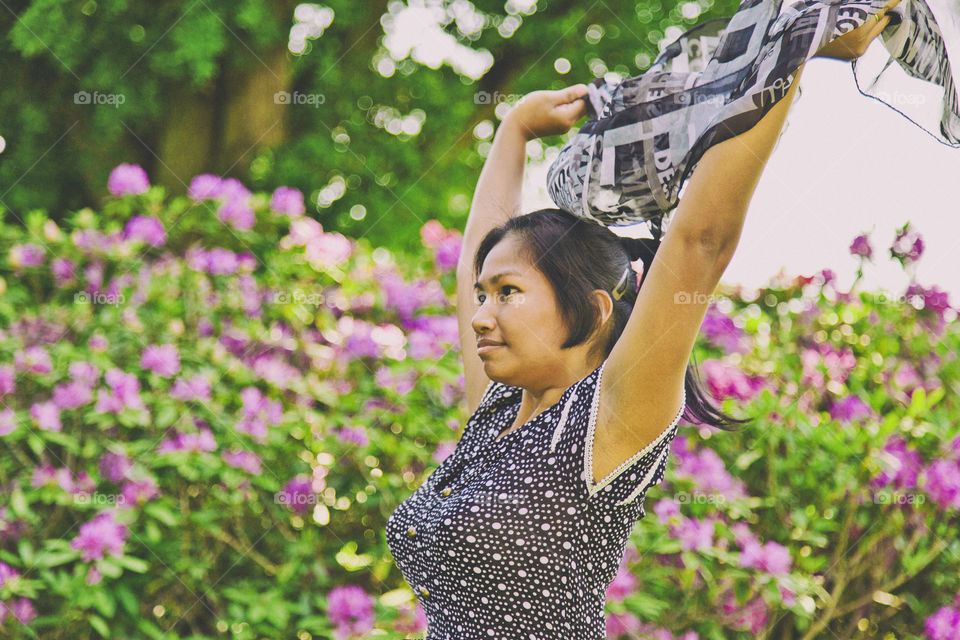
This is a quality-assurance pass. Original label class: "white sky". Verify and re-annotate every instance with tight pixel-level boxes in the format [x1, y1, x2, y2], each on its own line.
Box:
[523, 45, 960, 303]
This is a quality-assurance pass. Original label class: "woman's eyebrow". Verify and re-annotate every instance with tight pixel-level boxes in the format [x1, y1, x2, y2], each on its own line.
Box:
[473, 270, 522, 290]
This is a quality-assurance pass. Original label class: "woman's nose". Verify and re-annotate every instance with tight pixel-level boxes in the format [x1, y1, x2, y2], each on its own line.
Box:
[471, 299, 495, 334]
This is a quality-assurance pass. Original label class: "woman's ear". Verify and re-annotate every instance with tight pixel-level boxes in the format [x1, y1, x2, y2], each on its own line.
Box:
[591, 289, 614, 330]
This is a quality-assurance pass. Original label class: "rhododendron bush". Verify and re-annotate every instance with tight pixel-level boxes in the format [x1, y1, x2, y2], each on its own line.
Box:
[0, 164, 957, 640]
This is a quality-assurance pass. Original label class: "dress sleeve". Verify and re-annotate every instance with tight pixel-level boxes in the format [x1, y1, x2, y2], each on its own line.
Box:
[584, 361, 685, 509]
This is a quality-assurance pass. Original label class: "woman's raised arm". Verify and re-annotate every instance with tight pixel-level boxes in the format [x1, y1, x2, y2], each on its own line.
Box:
[456, 86, 589, 415]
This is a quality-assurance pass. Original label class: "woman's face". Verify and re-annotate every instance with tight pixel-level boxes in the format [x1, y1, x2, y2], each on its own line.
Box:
[471, 234, 580, 389]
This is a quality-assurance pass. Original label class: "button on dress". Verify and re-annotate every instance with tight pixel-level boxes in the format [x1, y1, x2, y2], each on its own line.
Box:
[386, 359, 686, 639]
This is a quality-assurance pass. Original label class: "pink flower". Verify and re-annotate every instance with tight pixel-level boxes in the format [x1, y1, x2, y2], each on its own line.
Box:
[674, 516, 715, 552]
[99, 451, 134, 483]
[829, 394, 873, 423]
[270, 186, 305, 217]
[30, 401, 61, 432]
[420, 220, 447, 248]
[121, 477, 160, 505]
[217, 198, 255, 231]
[890, 221, 924, 267]
[0, 408, 16, 436]
[52, 381, 93, 409]
[51, 257, 76, 286]
[922, 460, 960, 511]
[849, 234, 873, 260]
[70, 511, 128, 561]
[739, 539, 792, 575]
[326, 585, 375, 638]
[69, 361, 100, 386]
[107, 163, 150, 196]
[925, 606, 960, 640]
[701, 305, 750, 354]
[0, 365, 15, 395]
[141, 344, 181, 377]
[279, 475, 315, 515]
[305, 232, 352, 270]
[156, 427, 217, 454]
[188, 174, 223, 201]
[870, 435, 922, 491]
[123, 215, 167, 247]
[433, 232, 461, 272]
[14, 345, 53, 375]
[222, 449, 263, 475]
[701, 359, 765, 402]
[170, 375, 212, 402]
[606, 562, 638, 601]
[9, 243, 46, 269]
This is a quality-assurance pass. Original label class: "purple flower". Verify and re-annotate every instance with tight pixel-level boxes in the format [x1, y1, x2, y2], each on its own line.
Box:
[188, 174, 223, 201]
[141, 344, 180, 377]
[51, 257, 76, 286]
[871, 435, 922, 491]
[208, 247, 240, 275]
[0, 408, 16, 436]
[433, 233, 461, 272]
[69, 361, 100, 386]
[890, 222, 924, 267]
[89, 334, 109, 352]
[829, 394, 873, 423]
[14, 346, 52, 375]
[849, 234, 873, 260]
[702, 359, 766, 402]
[222, 449, 263, 475]
[925, 606, 960, 640]
[3, 598, 37, 625]
[420, 220, 447, 248]
[270, 186, 305, 217]
[107, 163, 150, 197]
[326, 585, 375, 638]
[0, 365, 15, 395]
[121, 477, 160, 505]
[700, 305, 750, 354]
[653, 497, 681, 525]
[922, 459, 960, 511]
[156, 427, 217, 454]
[170, 375, 212, 402]
[9, 243, 46, 269]
[674, 516, 715, 552]
[337, 425, 369, 447]
[99, 451, 133, 483]
[305, 233, 352, 270]
[217, 198, 256, 231]
[0, 561, 20, 588]
[52, 381, 93, 409]
[279, 474, 315, 515]
[739, 539, 792, 575]
[606, 563, 638, 601]
[123, 215, 167, 247]
[95, 368, 145, 413]
[30, 401, 61, 432]
[70, 512, 128, 561]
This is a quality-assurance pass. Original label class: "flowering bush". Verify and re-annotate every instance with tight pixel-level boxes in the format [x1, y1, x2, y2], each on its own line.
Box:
[0, 165, 957, 639]
[0, 165, 462, 639]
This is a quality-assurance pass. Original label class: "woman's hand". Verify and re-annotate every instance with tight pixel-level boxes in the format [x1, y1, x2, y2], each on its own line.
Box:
[502, 84, 590, 141]
[814, 0, 902, 60]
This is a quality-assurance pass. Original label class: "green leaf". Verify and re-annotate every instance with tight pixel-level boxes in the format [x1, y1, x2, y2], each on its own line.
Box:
[114, 555, 150, 573]
[31, 550, 80, 568]
[89, 613, 110, 638]
[144, 502, 180, 526]
[92, 589, 117, 618]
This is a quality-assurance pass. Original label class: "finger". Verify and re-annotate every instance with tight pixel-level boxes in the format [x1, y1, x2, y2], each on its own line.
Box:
[562, 84, 589, 103]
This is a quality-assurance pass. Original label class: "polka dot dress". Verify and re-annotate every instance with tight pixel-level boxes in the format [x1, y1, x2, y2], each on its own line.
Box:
[386, 359, 686, 639]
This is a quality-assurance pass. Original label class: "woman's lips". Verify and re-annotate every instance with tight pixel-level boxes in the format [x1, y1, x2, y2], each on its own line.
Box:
[477, 343, 504, 355]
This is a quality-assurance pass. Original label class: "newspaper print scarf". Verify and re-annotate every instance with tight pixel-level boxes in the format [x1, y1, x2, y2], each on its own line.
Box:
[546, 0, 960, 232]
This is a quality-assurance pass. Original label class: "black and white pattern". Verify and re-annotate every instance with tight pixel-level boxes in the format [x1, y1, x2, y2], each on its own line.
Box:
[386, 361, 686, 639]
[546, 0, 960, 229]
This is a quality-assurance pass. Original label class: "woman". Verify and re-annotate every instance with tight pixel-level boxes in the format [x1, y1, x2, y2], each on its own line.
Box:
[386, 3, 901, 638]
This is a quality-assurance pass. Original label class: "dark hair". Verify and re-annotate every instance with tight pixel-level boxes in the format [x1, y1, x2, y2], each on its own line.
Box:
[472, 207, 749, 431]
